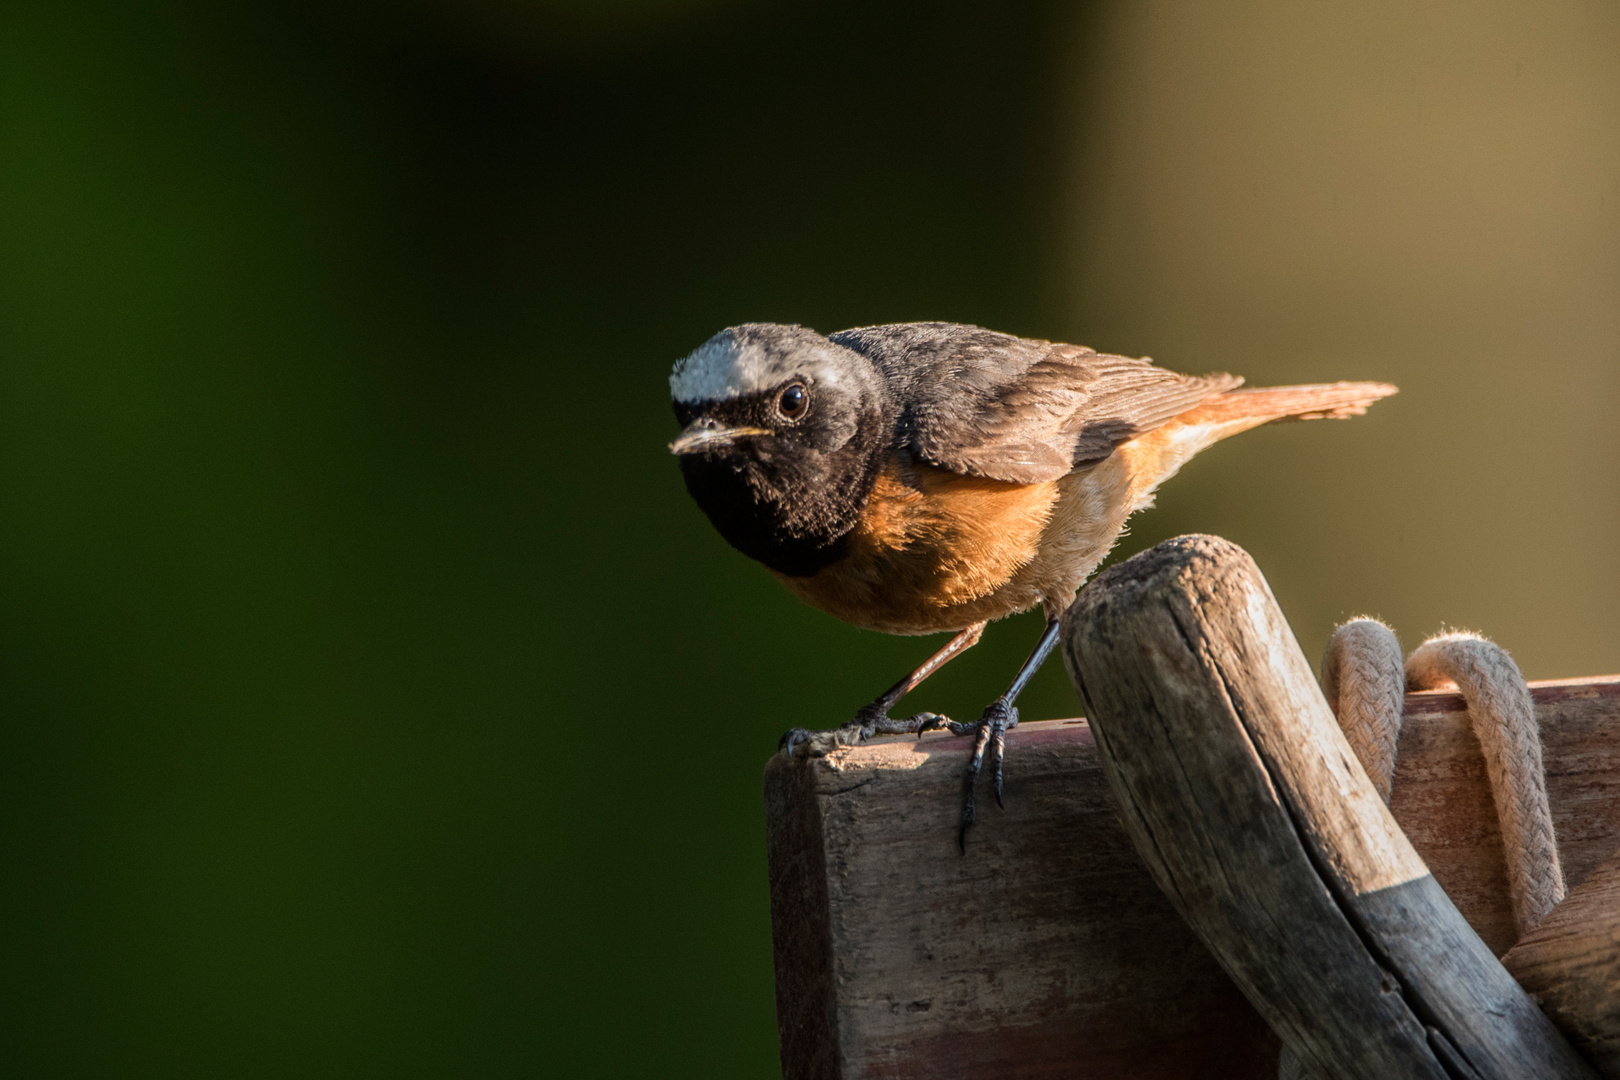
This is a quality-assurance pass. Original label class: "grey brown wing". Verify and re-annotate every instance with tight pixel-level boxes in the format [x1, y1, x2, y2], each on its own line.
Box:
[830, 323, 1243, 484]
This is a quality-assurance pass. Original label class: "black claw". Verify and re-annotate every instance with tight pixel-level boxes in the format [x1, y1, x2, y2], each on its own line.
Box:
[958, 777, 978, 853]
[955, 697, 1020, 847]
[991, 728, 1004, 808]
[992, 704, 1018, 808]
[956, 715, 995, 850]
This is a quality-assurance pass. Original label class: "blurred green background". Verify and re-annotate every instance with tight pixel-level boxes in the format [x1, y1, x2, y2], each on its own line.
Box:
[2, 0, 1616, 1075]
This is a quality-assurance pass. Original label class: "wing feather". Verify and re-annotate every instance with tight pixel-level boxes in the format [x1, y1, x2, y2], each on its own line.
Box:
[830, 323, 1242, 484]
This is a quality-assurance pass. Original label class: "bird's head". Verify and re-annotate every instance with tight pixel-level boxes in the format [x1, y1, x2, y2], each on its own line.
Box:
[669, 323, 890, 576]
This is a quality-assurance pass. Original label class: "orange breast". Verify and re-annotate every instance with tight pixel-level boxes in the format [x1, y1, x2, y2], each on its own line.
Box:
[772, 457, 1059, 635]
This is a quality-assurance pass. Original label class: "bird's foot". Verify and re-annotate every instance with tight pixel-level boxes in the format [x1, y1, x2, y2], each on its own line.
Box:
[922, 697, 1019, 850]
[779, 704, 949, 759]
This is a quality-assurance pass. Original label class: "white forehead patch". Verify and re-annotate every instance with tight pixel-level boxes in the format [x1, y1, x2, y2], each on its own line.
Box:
[669, 329, 849, 404]
[669, 336, 764, 403]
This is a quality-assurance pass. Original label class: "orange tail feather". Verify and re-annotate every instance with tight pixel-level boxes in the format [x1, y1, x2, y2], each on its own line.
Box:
[1185, 381, 1398, 424]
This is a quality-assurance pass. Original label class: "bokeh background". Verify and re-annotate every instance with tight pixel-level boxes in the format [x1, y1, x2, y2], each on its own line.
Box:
[3, 0, 1617, 1075]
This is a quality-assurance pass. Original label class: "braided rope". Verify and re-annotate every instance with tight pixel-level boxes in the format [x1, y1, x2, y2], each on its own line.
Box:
[1319, 619, 1405, 803]
[1404, 632, 1566, 937]
[1317, 622, 1566, 939]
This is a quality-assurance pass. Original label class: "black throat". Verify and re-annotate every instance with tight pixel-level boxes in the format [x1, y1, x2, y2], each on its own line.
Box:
[678, 407, 889, 578]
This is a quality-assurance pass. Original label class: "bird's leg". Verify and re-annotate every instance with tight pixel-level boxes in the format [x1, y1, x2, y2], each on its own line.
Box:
[780, 622, 986, 758]
[931, 610, 1064, 850]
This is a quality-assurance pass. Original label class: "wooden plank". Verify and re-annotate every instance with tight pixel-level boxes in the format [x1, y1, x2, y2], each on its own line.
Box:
[764, 720, 1278, 1080]
[765, 678, 1620, 1079]
[1063, 535, 1593, 1079]
[1502, 847, 1620, 1076]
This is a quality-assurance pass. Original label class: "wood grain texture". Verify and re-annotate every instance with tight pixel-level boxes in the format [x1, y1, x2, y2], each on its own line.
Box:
[1503, 848, 1620, 1075]
[765, 598, 1620, 1076]
[764, 721, 1279, 1080]
[1062, 535, 1592, 1079]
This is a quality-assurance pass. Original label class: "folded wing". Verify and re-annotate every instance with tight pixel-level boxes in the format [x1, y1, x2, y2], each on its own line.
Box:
[830, 322, 1243, 484]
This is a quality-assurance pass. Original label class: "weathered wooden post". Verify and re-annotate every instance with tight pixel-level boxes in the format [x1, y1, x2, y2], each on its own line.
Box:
[1062, 534, 1595, 1078]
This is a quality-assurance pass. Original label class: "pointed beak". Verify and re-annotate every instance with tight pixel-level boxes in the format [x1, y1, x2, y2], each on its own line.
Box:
[668, 420, 773, 455]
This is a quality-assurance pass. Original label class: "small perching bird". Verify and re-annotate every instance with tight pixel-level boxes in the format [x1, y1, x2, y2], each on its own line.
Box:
[669, 321, 1395, 845]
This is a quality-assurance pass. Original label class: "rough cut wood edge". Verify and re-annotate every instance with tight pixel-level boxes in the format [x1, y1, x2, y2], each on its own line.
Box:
[1062, 535, 1594, 1080]
[1503, 847, 1620, 1077]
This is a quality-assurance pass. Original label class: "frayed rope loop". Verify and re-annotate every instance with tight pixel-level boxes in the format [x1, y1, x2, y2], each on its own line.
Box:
[1320, 620, 1565, 940]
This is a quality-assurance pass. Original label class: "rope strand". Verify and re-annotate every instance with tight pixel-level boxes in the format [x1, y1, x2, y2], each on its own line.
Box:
[1319, 618, 1405, 803]
[1404, 632, 1565, 937]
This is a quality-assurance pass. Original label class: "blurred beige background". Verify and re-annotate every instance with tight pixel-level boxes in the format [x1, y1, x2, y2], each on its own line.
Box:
[1055, 0, 1620, 679]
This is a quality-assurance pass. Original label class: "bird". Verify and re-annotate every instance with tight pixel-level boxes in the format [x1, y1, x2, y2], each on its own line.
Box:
[668, 321, 1396, 845]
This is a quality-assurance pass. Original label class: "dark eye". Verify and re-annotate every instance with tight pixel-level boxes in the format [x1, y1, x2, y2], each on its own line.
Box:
[777, 383, 808, 420]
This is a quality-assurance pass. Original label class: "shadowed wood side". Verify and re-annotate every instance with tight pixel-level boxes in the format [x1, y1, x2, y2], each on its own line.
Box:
[766, 749, 840, 1078]
[1061, 535, 1594, 1079]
